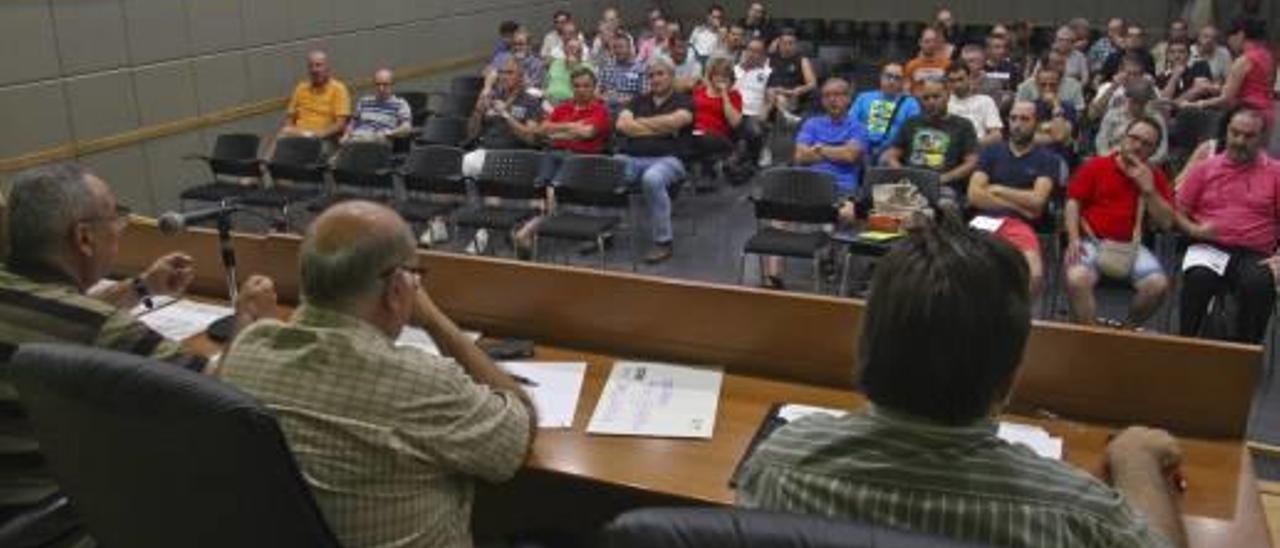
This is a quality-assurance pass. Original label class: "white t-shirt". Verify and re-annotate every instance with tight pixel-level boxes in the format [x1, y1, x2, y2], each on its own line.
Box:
[734, 63, 773, 117]
[948, 93, 1003, 138]
[690, 25, 723, 58]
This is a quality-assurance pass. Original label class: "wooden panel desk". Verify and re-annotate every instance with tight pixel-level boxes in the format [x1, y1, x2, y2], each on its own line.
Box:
[118, 222, 1268, 546]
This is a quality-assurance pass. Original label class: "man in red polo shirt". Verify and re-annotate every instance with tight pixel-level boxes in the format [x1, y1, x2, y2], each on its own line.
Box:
[1064, 116, 1177, 328]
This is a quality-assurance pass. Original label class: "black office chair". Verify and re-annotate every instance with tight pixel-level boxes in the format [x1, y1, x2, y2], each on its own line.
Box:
[1, 343, 341, 548]
[432, 92, 479, 119]
[826, 19, 856, 45]
[454, 150, 545, 256]
[310, 141, 395, 212]
[862, 21, 891, 59]
[795, 18, 826, 43]
[534, 155, 632, 270]
[601, 507, 985, 548]
[400, 91, 430, 127]
[178, 133, 262, 208]
[837, 168, 942, 296]
[416, 115, 470, 147]
[816, 45, 856, 70]
[450, 75, 486, 97]
[396, 145, 470, 238]
[740, 168, 839, 292]
[241, 136, 328, 231]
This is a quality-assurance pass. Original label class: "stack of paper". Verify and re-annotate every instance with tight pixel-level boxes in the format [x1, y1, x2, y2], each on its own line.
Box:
[500, 361, 587, 429]
[136, 299, 233, 341]
[997, 422, 1064, 459]
[586, 361, 723, 439]
[395, 326, 481, 356]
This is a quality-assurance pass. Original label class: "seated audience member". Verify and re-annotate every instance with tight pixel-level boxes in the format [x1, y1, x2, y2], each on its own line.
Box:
[968, 100, 1060, 295]
[1156, 38, 1214, 102]
[1191, 25, 1233, 82]
[541, 11, 584, 60]
[463, 57, 543, 177]
[691, 57, 744, 180]
[1090, 53, 1153, 122]
[1183, 17, 1276, 131]
[665, 35, 704, 93]
[946, 64, 1004, 146]
[590, 8, 633, 65]
[483, 31, 545, 96]
[882, 79, 979, 203]
[539, 67, 613, 181]
[794, 78, 869, 207]
[220, 201, 535, 548]
[1017, 51, 1086, 111]
[853, 63, 922, 161]
[1151, 19, 1191, 73]
[635, 16, 668, 63]
[764, 30, 817, 125]
[690, 4, 728, 61]
[1068, 17, 1092, 53]
[737, 209, 1188, 548]
[1088, 18, 1126, 73]
[0, 164, 277, 547]
[904, 26, 952, 92]
[734, 37, 773, 166]
[616, 58, 695, 264]
[1098, 24, 1156, 85]
[985, 34, 1023, 91]
[342, 68, 412, 144]
[1174, 109, 1232, 189]
[1046, 25, 1091, 84]
[599, 35, 648, 112]
[724, 22, 748, 62]
[740, 2, 776, 44]
[280, 51, 351, 145]
[1097, 79, 1169, 165]
[1177, 109, 1280, 342]
[960, 45, 1004, 100]
[1065, 117, 1176, 328]
[1028, 66, 1081, 166]
[544, 37, 594, 105]
[492, 20, 520, 62]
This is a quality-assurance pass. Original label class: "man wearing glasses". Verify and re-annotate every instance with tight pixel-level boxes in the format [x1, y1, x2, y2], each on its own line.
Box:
[0, 163, 278, 546]
[851, 62, 921, 161]
[220, 201, 536, 547]
[1064, 118, 1176, 328]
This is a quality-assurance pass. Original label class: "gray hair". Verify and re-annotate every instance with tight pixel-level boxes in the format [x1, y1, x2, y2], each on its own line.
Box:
[299, 217, 416, 310]
[647, 56, 675, 74]
[6, 163, 97, 268]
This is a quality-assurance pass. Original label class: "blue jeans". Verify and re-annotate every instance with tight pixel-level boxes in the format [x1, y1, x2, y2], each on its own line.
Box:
[618, 155, 684, 244]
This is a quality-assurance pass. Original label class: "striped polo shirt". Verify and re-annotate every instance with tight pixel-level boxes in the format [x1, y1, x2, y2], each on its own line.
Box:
[736, 405, 1171, 548]
[348, 94, 412, 138]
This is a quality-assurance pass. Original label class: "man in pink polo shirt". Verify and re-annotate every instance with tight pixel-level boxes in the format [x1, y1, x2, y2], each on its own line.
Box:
[1178, 109, 1280, 342]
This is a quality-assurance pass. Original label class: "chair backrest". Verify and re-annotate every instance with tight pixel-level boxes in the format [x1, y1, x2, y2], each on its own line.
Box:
[2, 343, 341, 548]
[208, 133, 262, 178]
[400, 91, 430, 125]
[267, 136, 326, 184]
[555, 155, 630, 209]
[332, 141, 394, 190]
[450, 75, 485, 96]
[435, 93, 478, 118]
[864, 167, 941, 206]
[476, 149, 544, 200]
[402, 145, 468, 195]
[753, 167, 838, 224]
[796, 18, 826, 42]
[1169, 107, 1222, 154]
[601, 507, 985, 548]
[418, 115, 469, 146]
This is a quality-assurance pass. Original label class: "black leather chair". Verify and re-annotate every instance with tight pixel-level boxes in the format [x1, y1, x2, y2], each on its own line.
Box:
[533, 155, 632, 270]
[601, 507, 986, 548]
[1, 343, 341, 548]
[740, 168, 839, 292]
[395, 144, 470, 238]
[416, 115, 470, 147]
[178, 133, 262, 208]
[455, 149, 545, 256]
[241, 136, 328, 231]
[310, 141, 395, 212]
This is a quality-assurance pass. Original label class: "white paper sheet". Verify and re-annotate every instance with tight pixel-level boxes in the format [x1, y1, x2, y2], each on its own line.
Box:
[136, 299, 233, 341]
[968, 215, 1006, 233]
[587, 361, 723, 439]
[1182, 243, 1231, 276]
[500, 361, 587, 429]
[997, 421, 1064, 460]
[777, 403, 846, 422]
[395, 326, 481, 356]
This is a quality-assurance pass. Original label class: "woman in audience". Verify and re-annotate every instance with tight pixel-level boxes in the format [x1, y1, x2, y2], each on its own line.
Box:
[636, 17, 668, 62]
[544, 37, 593, 106]
[691, 56, 745, 186]
[1181, 17, 1276, 133]
[590, 9, 632, 65]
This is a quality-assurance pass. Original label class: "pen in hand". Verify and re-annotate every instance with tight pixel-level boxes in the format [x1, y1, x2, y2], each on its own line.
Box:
[509, 373, 540, 387]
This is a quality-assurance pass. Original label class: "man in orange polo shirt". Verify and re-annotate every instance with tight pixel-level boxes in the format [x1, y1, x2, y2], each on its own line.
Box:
[904, 26, 952, 92]
[280, 50, 351, 143]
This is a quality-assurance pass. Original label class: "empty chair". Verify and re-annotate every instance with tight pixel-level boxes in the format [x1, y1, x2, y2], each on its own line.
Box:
[533, 155, 632, 269]
[395, 145, 469, 234]
[241, 136, 328, 230]
[178, 133, 262, 208]
[450, 75, 485, 97]
[816, 45, 855, 69]
[1168, 108, 1223, 167]
[311, 141, 395, 212]
[1, 343, 341, 548]
[896, 21, 928, 50]
[795, 18, 825, 42]
[861, 21, 891, 58]
[417, 115, 469, 147]
[773, 17, 797, 32]
[433, 92, 479, 118]
[825, 19, 857, 45]
[454, 150, 545, 256]
[740, 168, 839, 292]
[400, 91, 430, 126]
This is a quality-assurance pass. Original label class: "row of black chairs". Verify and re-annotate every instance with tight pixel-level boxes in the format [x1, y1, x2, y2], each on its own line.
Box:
[771, 17, 1063, 54]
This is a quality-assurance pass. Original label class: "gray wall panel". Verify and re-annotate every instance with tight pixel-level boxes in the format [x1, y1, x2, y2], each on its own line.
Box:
[186, 0, 244, 55]
[65, 71, 139, 141]
[123, 0, 192, 64]
[51, 0, 131, 75]
[143, 132, 207, 212]
[81, 146, 154, 213]
[0, 1, 62, 86]
[241, 0, 292, 46]
[192, 53, 250, 114]
[0, 82, 72, 158]
[134, 61, 198, 127]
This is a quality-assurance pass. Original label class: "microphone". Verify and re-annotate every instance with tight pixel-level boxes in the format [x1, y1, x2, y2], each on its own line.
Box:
[158, 204, 241, 235]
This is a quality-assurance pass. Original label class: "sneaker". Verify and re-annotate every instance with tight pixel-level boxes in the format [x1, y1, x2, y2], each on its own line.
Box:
[465, 229, 490, 255]
[780, 111, 802, 127]
[418, 230, 433, 248]
[758, 147, 773, 168]
[429, 218, 449, 243]
[643, 242, 673, 264]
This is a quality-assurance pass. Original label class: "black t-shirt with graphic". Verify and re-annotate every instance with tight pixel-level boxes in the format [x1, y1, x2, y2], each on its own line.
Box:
[891, 114, 979, 176]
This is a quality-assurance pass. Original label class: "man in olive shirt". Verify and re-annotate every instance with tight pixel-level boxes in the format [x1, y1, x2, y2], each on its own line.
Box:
[220, 201, 536, 548]
[0, 163, 277, 547]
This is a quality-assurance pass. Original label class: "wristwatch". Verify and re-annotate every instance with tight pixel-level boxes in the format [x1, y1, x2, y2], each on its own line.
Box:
[130, 276, 153, 309]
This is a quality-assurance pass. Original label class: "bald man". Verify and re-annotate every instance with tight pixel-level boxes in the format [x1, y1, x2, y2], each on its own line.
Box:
[343, 68, 413, 144]
[281, 50, 351, 142]
[219, 201, 535, 548]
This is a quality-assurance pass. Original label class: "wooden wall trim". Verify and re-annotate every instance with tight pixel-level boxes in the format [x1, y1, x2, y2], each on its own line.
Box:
[0, 53, 488, 173]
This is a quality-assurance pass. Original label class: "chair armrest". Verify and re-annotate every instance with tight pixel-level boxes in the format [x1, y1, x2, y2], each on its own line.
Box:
[181, 153, 211, 162]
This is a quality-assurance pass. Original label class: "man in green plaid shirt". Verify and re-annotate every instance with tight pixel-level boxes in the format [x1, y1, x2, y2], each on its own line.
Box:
[220, 201, 536, 548]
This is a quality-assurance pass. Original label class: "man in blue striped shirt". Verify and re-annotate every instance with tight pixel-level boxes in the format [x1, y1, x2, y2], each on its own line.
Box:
[737, 210, 1185, 548]
[343, 68, 412, 144]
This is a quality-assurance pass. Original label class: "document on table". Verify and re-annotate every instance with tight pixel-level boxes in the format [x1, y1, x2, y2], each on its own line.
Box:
[500, 361, 587, 429]
[996, 421, 1064, 459]
[586, 361, 723, 439]
[968, 215, 1006, 233]
[1182, 243, 1231, 276]
[395, 326, 481, 356]
[136, 299, 232, 341]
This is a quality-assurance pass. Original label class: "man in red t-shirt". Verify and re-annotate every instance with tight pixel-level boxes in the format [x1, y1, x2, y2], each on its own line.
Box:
[1064, 117, 1177, 327]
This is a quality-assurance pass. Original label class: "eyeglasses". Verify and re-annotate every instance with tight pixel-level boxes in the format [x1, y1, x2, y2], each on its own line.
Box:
[1124, 133, 1158, 148]
[881, 73, 903, 80]
[80, 204, 132, 231]
[381, 263, 427, 283]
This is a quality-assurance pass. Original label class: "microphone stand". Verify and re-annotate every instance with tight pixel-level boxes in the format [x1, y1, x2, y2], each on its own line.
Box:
[205, 206, 239, 342]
